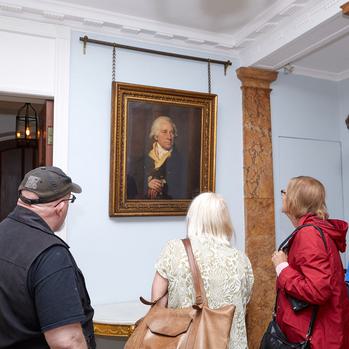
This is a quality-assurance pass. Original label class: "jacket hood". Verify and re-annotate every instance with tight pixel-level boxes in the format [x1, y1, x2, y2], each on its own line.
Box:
[299, 214, 348, 252]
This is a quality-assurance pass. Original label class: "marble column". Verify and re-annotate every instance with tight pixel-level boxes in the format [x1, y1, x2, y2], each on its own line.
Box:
[236, 67, 278, 349]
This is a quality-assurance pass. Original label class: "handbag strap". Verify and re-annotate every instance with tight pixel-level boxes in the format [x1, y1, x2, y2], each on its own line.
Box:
[182, 238, 207, 306]
[274, 223, 327, 341]
[278, 224, 328, 252]
[273, 291, 318, 341]
[305, 306, 318, 340]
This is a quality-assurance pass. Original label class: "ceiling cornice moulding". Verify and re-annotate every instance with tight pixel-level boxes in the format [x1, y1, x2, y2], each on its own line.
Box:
[293, 65, 349, 81]
[0, 0, 238, 56]
[262, 65, 349, 82]
[341, 69, 349, 81]
[0, 0, 330, 58]
[0, 0, 344, 63]
[239, 0, 345, 66]
[233, 0, 307, 48]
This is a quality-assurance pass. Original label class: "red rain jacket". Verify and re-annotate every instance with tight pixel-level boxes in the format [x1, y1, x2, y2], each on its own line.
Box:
[276, 214, 349, 348]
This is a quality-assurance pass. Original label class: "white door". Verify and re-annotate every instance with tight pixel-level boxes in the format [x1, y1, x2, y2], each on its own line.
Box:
[275, 136, 345, 264]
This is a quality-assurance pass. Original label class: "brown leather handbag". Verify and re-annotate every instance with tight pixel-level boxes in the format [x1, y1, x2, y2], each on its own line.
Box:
[124, 238, 236, 349]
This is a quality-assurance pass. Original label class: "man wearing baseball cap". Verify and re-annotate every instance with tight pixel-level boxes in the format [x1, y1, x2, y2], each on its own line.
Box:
[0, 166, 95, 349]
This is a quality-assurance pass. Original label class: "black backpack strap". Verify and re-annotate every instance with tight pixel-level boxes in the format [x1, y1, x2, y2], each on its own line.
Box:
[278, 224, 328, 252]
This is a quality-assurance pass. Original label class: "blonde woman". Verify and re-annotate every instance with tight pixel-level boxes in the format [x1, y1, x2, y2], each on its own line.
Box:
[151, 192, 254, 349]
[272, 176, 349, 348]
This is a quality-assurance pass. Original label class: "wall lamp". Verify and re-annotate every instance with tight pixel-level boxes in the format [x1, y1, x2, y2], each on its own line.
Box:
[16, 103, 38, 141]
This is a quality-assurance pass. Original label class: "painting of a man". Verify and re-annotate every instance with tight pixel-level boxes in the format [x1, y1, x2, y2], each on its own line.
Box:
[145, 116, 184, 199]
[109, 82, 217, 216]
[126, 100, 201, 201]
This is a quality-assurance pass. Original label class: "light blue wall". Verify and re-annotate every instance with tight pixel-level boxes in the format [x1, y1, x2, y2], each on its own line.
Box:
[271, 74, 348, 262]
[272, 74, 340, 141]
[66, 31, 349, 336]
[66, 31, 244, 305]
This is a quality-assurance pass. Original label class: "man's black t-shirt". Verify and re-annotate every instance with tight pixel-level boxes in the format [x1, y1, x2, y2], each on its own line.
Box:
[0, 206, 95, 348]
[28, 245, 86, 331]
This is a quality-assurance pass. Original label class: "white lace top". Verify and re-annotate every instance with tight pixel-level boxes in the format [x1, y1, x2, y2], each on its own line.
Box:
[155, 236, 254, 349]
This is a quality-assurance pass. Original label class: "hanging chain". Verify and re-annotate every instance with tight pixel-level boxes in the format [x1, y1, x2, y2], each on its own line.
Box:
[207, 59, 211, 94]
[112, 45, 116, 82]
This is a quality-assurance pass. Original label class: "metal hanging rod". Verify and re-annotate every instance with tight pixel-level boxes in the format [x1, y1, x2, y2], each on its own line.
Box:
[79, 35, 232, 74]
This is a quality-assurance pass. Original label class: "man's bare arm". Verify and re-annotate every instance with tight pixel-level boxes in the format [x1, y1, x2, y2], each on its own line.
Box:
[44, 323, 87, 349]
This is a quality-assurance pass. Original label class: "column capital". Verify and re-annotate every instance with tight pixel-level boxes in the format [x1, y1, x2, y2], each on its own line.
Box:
[341, 2, 349, 16]
[236, 67, 278, 89]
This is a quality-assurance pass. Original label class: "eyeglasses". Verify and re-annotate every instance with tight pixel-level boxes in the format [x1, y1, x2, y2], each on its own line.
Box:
[280, 189, 287, 196]
[54, 194, 76, 207]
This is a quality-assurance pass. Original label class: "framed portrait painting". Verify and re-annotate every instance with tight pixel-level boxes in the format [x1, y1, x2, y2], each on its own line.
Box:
[109, 82, 217, 216]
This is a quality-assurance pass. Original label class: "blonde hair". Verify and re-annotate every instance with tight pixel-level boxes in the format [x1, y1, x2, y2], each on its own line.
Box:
[285, 176, 328, 220]
[149, 116, 177, 140]
[187, 192, 234, 241]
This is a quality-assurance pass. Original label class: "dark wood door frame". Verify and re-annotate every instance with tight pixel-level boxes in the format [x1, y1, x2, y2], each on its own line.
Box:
[38, 100, 54, 166]
[0, 99, 54, 221]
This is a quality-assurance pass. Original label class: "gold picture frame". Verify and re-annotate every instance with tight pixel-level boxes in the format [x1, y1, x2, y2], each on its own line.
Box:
[109, 82, 217, 216]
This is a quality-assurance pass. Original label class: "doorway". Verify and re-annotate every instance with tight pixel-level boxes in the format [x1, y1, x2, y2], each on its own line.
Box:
[0, 96, 54, 221]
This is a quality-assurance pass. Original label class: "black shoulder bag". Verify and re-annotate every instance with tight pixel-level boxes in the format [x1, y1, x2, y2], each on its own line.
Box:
[259, 224, 327, 349]
[259, 295, 318, 349]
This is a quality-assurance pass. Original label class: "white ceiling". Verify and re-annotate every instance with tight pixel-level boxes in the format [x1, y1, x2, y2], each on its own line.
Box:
[55, 0, 279, 35]
[52, 0, 349, 80]
[294, 33, 349, 73]
[2, 0, 349, 80]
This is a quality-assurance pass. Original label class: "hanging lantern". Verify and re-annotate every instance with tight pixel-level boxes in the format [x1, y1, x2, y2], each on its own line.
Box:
[16, 103, 38, 141]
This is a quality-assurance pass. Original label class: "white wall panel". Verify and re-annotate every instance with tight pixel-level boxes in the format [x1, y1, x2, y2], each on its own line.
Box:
[276, 137, 343, 245]
[0, 16, 71, 239]
[0, 30, 55, 96]
[271, 74, 347, 265]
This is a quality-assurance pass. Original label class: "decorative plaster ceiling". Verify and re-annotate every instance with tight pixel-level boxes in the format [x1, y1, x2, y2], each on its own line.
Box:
[255, 10, 349, 81]
[54, 0, 279, 35]
[291, 32, 349, 80]
[296, 34, 349, 73]
[1, 0, 348, 80]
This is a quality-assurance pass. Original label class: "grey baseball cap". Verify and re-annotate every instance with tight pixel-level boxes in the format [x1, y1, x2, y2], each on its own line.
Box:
[18, 166, 82, 204]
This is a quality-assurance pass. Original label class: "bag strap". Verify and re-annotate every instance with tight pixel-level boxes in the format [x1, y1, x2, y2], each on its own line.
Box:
[273, 291, 318, 341]
[274, 224, 327, 342]
[182, 238, 207, 306]
[305, 306, 318, 340]
[278, 224, 328, 252]
[140, 291, 168, 306]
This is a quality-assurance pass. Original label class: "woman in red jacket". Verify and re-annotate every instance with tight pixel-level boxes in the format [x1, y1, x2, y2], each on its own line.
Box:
[272, 176, 349, 348]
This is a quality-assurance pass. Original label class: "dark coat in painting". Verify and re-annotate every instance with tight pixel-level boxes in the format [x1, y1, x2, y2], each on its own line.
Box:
[127, 147, 198, 200]
[144, 147, 185, 199]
